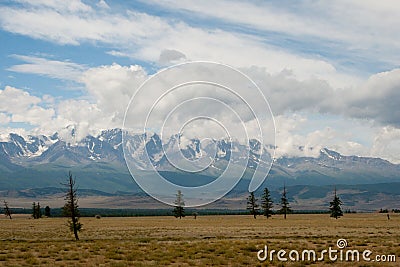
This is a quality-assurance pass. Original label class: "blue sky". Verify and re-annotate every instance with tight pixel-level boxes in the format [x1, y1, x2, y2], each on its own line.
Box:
[0, 0, 400, 163]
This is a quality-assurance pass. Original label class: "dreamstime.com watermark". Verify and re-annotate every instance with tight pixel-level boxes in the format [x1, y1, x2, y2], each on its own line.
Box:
[257, 238, 397, 263]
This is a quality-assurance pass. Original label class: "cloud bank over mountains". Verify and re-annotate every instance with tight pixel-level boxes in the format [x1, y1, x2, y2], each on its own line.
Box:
[0, 0, 399, 163]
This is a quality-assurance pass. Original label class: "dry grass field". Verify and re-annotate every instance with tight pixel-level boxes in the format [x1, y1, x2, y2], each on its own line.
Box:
[0, 213, 399, 266]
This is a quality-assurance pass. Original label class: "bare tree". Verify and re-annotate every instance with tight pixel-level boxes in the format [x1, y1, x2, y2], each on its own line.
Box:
[3, 200, 12, 219]
[62, 171, 82, 241]
[246, 191, 260, 219]
[173, 190, 185, 219]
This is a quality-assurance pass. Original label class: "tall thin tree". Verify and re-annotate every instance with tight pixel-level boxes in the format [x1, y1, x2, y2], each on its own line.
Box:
[279, 184, 291, 219]
[173, 190, 185, 219]
[3, 200, 12, 219]
[261, 187, 273, 218]
[36, 202, 42, 219]
[32, 202, 37, 219]
[62, 171, 82, 240]
[329, 187, 343, 219]
[247, 191, 260, 219]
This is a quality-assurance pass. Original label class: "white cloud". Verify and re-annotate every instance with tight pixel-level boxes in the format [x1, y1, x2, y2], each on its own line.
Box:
[12, 105, 54, 125]
[13, 0, 93, 13]
[2, 0, 400, 165]
[0, 4, 171, 46]
[8, 55, 86, 81]
[1, 62, 400, 163]
[1, 64, 148, 140]
[0, 0, 363, 89]
[245, 67, 337, 115]
[0, 86, 41, 114]
[96, 0, 109, 10]
[245, 67, 400, 129]
[0, 113, 11, 124]
[143, 0, 400, 67]
[371, 127, 400, 164]
[0, 127, 30, 141]
[344, 69, 400, 127]
[106, 50, 130, 58]
[80, 63, 147, 121]
[273, 113, 378, 160]
[158, 49, 187, 66]
[0, 86, 56, 129]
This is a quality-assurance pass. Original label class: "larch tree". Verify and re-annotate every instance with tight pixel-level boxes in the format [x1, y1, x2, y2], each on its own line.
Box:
[261, 187, 273, 218]
[32, 202, 37, 219]
[329, 187, 343, 219]
[279, 184, 291, 219]
[37, 202, 42, 219]
[62, 171, 82, 241]
[3, 200, 12, 219]
[246, 191, 260, 219]
[44, 206, 51, 217]
[32, 202, 42, 219]
[173, 190, 185, 219]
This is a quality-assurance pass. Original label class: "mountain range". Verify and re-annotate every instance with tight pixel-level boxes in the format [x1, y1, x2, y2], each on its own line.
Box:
[1, 128, 399, 211]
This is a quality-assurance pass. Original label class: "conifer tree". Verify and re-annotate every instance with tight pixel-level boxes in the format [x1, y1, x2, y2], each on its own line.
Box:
[173, 190, 185, 219]
[279, 184, 291, 219]
[32, 202, 42, 219]
[3, 200, 12, 219]
[247, 191, 260, 219]
[36, 202, 42, 219]
[44, 206, 51, 217]
[261, 187, 273, 218]
[329, 188, 343, 219]
[62, 171, 82, 240]
[32, 202, 37, 219]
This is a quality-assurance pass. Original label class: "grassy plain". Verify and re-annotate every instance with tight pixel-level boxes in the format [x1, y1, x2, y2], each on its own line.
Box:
[0, 213, 399, 266]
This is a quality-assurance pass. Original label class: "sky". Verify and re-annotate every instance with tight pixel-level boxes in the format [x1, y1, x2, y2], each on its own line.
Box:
[0, 0, 399, 163]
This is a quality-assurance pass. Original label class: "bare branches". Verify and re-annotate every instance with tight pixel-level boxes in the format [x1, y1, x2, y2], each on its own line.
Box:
[3, 200, 12, 219]
[62, 171, 82, 241]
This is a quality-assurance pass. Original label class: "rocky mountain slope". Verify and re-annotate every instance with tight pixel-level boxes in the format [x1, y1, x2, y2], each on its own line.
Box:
[0, 128, 399, 197]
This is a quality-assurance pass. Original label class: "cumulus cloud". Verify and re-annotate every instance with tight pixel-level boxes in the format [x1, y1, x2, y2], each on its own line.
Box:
[0, 86, 42, 114]
[12, 105, 54, 125]
[272, 113, 379, 161]
[80, 63, 147, 121]
[0, 0, 398, 164]
[2, 63, 400, 159]
[245, 67, 400, 129]
[0, 86, 55, 126]
[344, 69, 400, 127]
[1, 62, 149, 139]
[245, 67, 337, 115]
[54, 99, 108, 140]
[371, 127, 400, 164]
[1, 57, 400, 162]
[0, 127, 30, 141]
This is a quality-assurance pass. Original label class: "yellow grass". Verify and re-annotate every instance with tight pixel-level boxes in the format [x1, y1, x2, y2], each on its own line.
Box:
[0, 213, 399, 266]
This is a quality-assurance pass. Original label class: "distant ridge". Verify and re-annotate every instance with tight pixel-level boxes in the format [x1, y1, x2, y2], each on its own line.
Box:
[0, 128, 399, 195]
